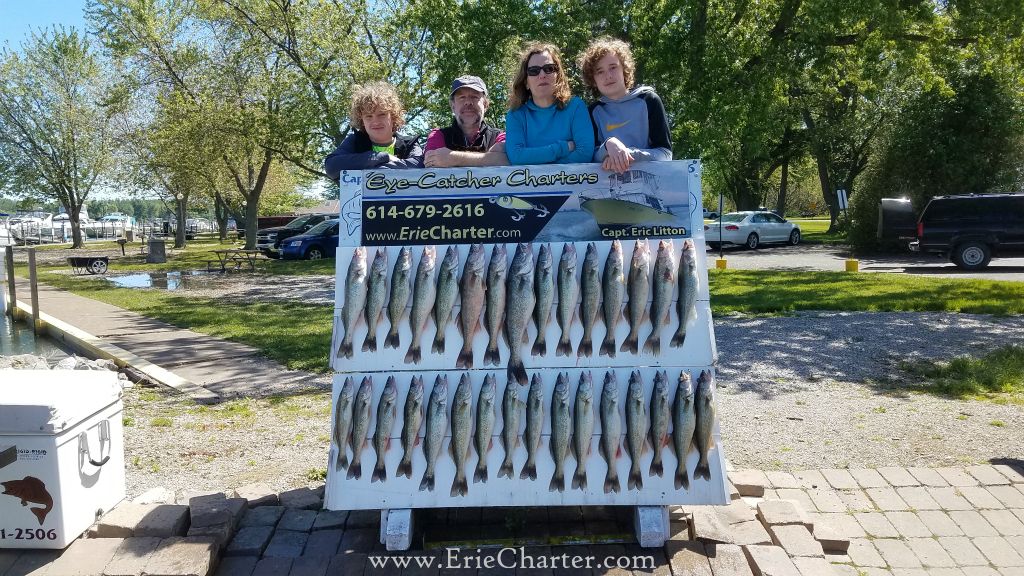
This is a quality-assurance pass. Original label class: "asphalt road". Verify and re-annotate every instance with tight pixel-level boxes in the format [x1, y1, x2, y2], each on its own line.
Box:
[705, 243, 1024, 282]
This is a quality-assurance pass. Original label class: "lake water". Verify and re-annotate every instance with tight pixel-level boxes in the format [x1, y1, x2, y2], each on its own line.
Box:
[0, 312, 70, 359]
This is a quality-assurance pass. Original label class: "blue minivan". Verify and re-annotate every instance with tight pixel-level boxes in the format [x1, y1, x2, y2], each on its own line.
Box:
[280, 218, 340, 260]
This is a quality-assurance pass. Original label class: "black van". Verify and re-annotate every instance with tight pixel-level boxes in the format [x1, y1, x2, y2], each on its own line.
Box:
[909, 193, 1024, 270]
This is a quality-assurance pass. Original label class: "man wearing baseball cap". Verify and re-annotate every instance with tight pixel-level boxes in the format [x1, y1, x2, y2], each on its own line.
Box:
[424, 75, 508, 167]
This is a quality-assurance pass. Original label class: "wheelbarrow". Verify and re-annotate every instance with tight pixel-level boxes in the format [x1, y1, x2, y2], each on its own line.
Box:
[68, 256, 109, 275]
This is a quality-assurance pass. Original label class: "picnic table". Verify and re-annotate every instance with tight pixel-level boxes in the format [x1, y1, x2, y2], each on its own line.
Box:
[208, 249, 263, 272]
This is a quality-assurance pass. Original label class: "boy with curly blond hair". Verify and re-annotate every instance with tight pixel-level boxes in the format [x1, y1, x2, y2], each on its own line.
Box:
[325, 81, 423, 181]
[577, 37, 672, 173]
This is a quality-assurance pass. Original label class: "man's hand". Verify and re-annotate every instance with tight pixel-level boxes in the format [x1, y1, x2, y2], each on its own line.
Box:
[425, 147, 456, 168]
[602, 137, 634, 173]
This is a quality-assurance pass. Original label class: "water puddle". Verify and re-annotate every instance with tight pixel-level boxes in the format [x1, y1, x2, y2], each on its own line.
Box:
[1, 313, 70, 358]
[105, 270, 216, 290]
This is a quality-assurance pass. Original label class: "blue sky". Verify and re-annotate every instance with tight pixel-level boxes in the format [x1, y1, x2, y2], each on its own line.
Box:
[0, 0, 88, 47]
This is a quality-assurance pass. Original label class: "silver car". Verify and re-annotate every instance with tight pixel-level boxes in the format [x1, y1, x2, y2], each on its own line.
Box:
[704, 211, 801, 249]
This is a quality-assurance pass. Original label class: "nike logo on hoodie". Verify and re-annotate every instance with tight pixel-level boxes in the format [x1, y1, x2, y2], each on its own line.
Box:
[605, 120, 630, 131]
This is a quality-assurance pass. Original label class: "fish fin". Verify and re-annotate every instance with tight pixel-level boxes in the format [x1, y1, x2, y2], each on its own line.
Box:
[347, 462, 361, 480]
[473, 462, 488, 484]
[571, 466, 587, 491]
[336, 450, 348, 471]
[549, 470, 565, 492]
[675, 465, 690, 490]
[669, 329, 685, 348]
[451, 473, 468, 497]
[483, 345, 500, 366]
[508, 359, 528, 387]
[531, 336, 547, 357]
[576, 336, 592, 358]
[650, 459, 664, 477]
[522, 329, 530, 344]
[620, 335, 638, 355]
[419, 472, 434, 492]
[431, 330, 445, 354]
[29, 506, 48, 526]
[604, 472, 620, 494]
[615, 443, 622, 459]
[520, 462, 536, 480]
[404, 345, 421, 364]
[361, 332, 377, 353]
[414, 436, 420, 447]
[694, 455, 711, 481]
[628, 469, 643, 491]
[456, 347, 474, 370]
[384, 329, 400, 349]
[396, 459, 410, 479]
[371, 463, 386, 483]
[455, 311, 463, 335]
[555, 337, 571, 357]
[338, 341, 353, 359]
[498, 457, 514, 479]
[642, 334, 659, 356]
[599, 336, 616, 358]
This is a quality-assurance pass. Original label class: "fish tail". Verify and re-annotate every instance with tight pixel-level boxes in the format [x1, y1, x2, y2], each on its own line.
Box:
[649, 458, 664, 478]
[675, 464, 690, 490]
[571, 466, 588, 491]
[642, 335, 659, 356]
[371, 462, 386, 483]
[30, 505, 50, 526]
[599, 336, 617, 358]
[347, 462, 361, 480]
[361, 332, 377, 352]
[451, 473, 468, 497]
[694, 455, 711, 481]
[531, 336, 547, 357]
[431, 334, 445, 354]
[483, 345, 500, 366]
[404, 345, 421, 364]
[620, 334, 638, 355]
[456, 347, 474, 369]
[419, 471, 434, 492]
[338, 339, 353, 359]
[473, 462, 488, 483]
[669, 329, 686, 348]
[497, 458, 514, 479]
[396, 458, 411, 479]
[555, 337, 572, 357]
[520, 461, 537, 480]
[628, 468, 643, 491]
[335, 450, 348, 472]
[604, 472, 620, 494]
[508, 359, 528, 387]
[549, 470, 565, 492]
[384, 330, 400, 349]
[577, 336, 593, 358]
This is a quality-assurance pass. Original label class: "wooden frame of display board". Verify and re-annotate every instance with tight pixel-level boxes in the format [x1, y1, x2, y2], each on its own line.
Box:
[325, 161, 727, 551]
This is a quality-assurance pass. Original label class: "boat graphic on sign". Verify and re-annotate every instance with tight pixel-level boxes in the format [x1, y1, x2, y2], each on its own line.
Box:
[580, 170, 675, 227]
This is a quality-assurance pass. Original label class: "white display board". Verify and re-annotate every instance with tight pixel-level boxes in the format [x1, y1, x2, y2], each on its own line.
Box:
[325, 161, 728, 512]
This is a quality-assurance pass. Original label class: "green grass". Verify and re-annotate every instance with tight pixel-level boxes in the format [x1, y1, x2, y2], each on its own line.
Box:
[789, 218, 847, 245]
[150, 417, 173, 427]
[708, 270, 1024, 315]
[900, 345, 1024, 403]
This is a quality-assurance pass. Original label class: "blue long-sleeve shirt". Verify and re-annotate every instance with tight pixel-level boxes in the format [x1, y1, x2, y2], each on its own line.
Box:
[505, 96, 596, 165]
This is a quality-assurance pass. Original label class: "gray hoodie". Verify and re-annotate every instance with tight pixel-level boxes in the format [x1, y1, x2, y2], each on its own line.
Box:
[590, 85, 673, 162]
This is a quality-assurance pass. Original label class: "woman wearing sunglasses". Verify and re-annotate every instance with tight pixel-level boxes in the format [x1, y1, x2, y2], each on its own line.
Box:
[505, 42, 596, 165]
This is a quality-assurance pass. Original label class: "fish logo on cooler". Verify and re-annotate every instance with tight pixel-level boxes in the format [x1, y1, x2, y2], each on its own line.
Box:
[1, 476, 53, 525]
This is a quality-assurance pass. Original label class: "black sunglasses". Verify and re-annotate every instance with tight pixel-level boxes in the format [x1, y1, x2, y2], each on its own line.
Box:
[526, 64, 559, 76]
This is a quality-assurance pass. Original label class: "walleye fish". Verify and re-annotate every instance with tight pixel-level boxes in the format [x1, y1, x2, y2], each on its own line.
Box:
[571, 371, 595, 491]
[0, 476, 52, 525]
[520, 373, 544, 480]
[456, 244, 487, 369]
[577, 243, 601, 358]
[338, 247, 368, 359]
[670, 239, 699, 348]
[431, 246, 460, 354]
[473, 374, 497, 483]
[555, 243, 578, 357]
[599, 240, 625, 357]
[332, 376, 355, 471]
[531, 243, 554, 357]
[419, 375, 449, 492]
[405, 246, 437, 364]
[648, 370, 671, 477]
[396, 375, 424, 479]
[361, 248, 389, 352]
[347, 376, 373, 480]
[384, 247, 413, 349]
[643, 240, 676, 355]
[621, 241, 651, 355]
[625, 370, 648, 490]
[672, 371, 696, 489]
[483, 244, 508, 366]
[450, 373, 474, 497]
[497, 378, 521, 479]
[371, 376, 398, 483]
[693, 370, 716, 481]
[505, 243, 536, 386]
[599, 371, 622, 493]
[549, 372, 572, 492]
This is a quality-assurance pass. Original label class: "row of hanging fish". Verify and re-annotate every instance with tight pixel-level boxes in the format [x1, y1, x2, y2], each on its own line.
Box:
[337, 240, 701, 383]
[331, 369, 717, 497]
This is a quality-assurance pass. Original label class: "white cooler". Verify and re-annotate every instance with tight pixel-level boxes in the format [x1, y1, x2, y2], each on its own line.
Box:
[0, 370, 126, 548]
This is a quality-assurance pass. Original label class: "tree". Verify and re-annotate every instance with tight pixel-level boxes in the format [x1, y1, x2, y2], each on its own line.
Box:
[0, 27, 123, 248]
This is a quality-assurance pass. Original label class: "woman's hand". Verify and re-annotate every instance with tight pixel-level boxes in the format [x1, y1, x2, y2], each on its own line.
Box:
[566, 140, 576, 152]
[602, 137, 634, 173]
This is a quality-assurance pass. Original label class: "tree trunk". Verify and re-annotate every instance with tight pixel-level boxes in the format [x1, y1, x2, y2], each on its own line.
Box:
[776, 155, 789, 217]
[243, 199, 259, 250]
[214, 192, 228, 242]
[802, 108, 840, 231]
[175, 199, 187, 249]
